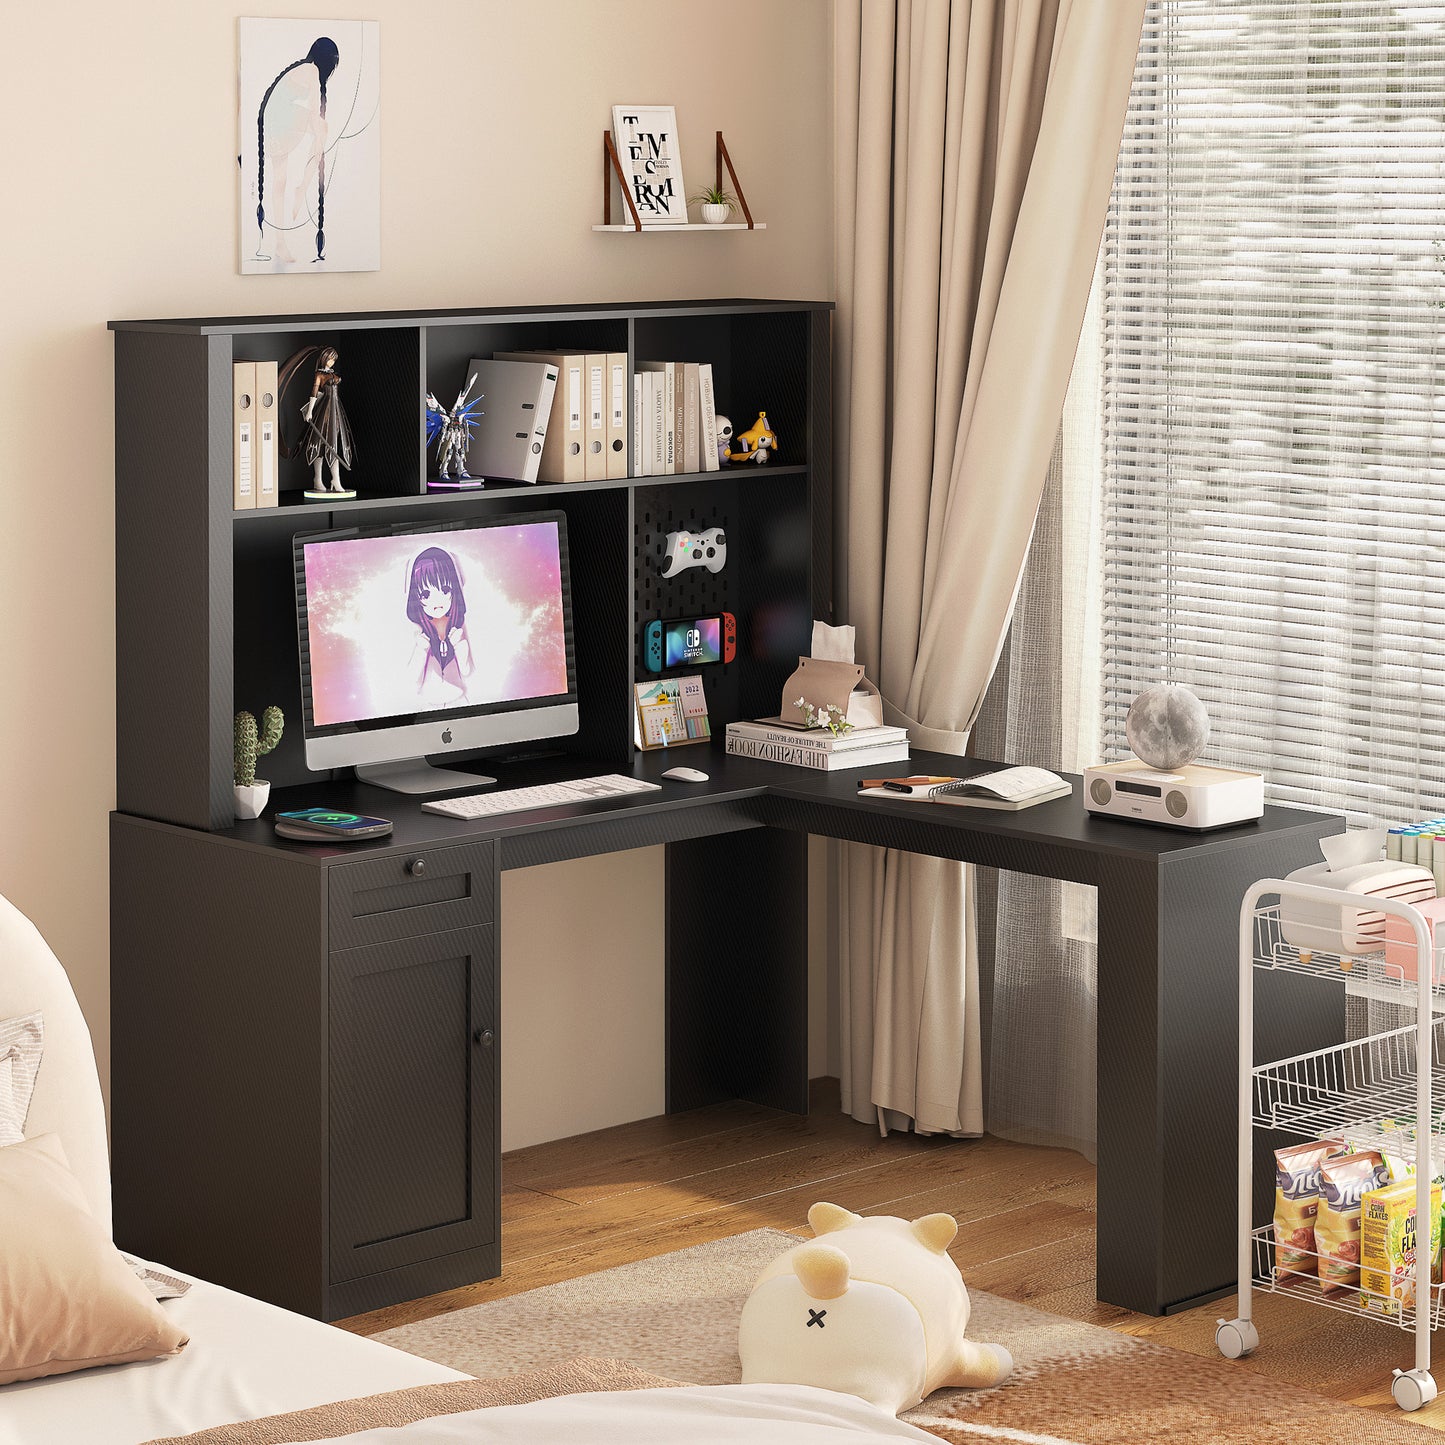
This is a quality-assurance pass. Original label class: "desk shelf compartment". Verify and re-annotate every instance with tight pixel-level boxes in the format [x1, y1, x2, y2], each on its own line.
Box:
[1219, 879, 1445, 1412]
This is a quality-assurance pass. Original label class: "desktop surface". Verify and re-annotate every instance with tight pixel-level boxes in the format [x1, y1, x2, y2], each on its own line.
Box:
[192, 744, 1334, 866]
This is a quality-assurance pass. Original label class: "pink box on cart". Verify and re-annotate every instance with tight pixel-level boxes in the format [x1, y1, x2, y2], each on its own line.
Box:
[1383, 896, 1445, 983]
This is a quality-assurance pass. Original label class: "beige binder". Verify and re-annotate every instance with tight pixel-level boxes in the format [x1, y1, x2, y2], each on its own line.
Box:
[494, 351, 586, 482]
[232, 362, 256, 510]
[254, 360, 279, 508]
[606, 352, 628, 479]
[584, 353, 606, 481]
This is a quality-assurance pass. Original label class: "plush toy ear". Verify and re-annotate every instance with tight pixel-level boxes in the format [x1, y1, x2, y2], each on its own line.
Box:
[793, 1242, 850, 1300]
[808, 1201, 861, 1236]
[910, 1212, 958, 1253]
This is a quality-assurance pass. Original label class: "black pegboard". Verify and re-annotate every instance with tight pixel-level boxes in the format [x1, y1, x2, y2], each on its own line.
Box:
[633, 479, 741, 725]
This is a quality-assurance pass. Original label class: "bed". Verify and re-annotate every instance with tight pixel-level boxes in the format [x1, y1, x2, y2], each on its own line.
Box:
[0, 895, 465, 1445]
[0, 896, 946, 1445]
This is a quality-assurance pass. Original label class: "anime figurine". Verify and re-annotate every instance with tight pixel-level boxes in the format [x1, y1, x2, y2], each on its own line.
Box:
[426, 375, 485, 489]
[714, 414, 734, 467]
[729, 411, 777, 464]
[406, 546, 472, 703]
[279, 345, 356, 498]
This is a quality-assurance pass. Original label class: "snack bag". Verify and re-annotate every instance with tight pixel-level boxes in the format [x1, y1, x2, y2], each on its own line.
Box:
[1274, 1138, 1346, 1279]
[1360, 1178, 1443, 1317]
[1316, 1150, 1388, 1293]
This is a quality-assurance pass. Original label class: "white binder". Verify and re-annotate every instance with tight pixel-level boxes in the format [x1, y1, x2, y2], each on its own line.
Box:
[462, 358, 558, 484]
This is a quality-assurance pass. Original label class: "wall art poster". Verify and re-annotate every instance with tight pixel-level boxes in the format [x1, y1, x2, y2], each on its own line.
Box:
[611, 105, 687, 226]
[239, 17, 381, 274]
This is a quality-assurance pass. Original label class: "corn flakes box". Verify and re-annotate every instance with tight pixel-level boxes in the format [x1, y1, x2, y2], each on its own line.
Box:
[1360, 1178, 1443, 1317]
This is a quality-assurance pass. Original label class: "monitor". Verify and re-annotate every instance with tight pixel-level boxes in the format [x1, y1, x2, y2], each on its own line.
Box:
[293, 511, 578, 793]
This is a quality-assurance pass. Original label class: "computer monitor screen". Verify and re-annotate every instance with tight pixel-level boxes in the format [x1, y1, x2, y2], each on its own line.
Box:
[294, 511, 578, 789]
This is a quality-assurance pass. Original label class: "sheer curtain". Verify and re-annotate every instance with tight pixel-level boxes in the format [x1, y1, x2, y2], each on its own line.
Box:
[974, 263, 1104, 1159]
[977, 0, 1445, 1154]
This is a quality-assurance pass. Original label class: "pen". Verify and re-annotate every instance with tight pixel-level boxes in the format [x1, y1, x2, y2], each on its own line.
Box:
[861, 775, 959, 792]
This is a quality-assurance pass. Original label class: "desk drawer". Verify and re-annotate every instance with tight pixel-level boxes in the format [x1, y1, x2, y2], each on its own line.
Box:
[329, 841, 495, 950]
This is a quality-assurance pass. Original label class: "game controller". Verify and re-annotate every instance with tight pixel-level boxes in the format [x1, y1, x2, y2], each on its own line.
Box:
[722, 609, 737, 663]
[660, 526, 726, 577]
[644, 619, 665, 673]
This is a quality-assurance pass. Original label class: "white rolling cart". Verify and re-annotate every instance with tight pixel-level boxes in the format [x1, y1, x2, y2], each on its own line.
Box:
[1216, 878, 1444, 1411]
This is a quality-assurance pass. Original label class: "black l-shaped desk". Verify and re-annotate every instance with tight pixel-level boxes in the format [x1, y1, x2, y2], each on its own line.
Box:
[110, 746, 1341, 1322]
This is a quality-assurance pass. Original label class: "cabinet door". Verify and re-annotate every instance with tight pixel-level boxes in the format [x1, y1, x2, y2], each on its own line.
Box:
[328, 925, 497, 1284]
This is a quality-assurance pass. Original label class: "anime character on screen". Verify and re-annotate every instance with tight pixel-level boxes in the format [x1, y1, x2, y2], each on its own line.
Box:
[406, 547, 473, 703]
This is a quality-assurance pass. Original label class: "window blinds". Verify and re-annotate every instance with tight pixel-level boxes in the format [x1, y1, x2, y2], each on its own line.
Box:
[1101, 0, 1445, 825]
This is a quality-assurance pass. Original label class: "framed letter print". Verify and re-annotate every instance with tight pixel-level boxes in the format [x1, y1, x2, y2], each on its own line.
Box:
[239, 17, 381, 274]
[611, 105, 687, 226]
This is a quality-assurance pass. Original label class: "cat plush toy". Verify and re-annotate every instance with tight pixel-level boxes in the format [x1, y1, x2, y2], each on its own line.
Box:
[739, 1203, 1013, 1415]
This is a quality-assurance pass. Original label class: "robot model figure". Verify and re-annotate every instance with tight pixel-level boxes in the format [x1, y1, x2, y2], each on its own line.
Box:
[279, 345, 357, 498]
[426, 375, 485, 487]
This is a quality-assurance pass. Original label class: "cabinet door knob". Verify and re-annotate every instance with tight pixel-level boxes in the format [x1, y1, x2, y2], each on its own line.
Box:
[474, 1028, 495, 1047]
[407, 857, 426, 877]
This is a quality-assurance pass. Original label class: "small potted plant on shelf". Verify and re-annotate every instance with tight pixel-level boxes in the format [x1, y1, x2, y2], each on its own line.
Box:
[234, 706, 284, 819]
[690, 184, 738, 225]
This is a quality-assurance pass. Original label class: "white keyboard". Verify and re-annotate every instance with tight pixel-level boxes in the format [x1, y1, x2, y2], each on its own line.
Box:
[421, 774, 662, 820]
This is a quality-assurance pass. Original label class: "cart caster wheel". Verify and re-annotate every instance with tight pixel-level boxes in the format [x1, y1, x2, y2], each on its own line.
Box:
[1392, 1368, 1438, 1412]
[1215, 1318, 1259, 1359]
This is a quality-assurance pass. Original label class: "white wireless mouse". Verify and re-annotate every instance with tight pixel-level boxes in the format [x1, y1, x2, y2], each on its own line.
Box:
[662, 766, 709, 783]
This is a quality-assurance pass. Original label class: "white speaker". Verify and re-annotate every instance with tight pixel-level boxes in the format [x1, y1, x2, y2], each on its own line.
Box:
[1083, 760, 1264, 831]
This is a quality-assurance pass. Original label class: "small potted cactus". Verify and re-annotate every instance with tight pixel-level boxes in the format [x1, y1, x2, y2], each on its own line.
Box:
[234, 706, 284, 819]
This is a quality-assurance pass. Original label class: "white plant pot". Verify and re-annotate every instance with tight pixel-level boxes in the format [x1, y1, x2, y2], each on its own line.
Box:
[234, 781, 271, 820]
[701, 203, 732, 225]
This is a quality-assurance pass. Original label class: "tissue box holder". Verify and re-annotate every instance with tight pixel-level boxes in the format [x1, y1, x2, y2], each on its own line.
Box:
[1280, 859, 1437, 955]
[779, 657, 883, 731]
[1382, 895, 1445, 983]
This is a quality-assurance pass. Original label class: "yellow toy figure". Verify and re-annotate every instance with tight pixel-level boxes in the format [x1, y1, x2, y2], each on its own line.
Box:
[729, 410, 778, 464]
[739, 1202, 1012, 1415]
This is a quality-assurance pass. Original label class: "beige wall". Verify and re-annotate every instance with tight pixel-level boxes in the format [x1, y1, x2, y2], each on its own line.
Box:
[0, 0, 834, 1147]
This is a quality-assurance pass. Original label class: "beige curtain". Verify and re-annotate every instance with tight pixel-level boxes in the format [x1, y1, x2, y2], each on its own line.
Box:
[833, 0, 1144, 1134]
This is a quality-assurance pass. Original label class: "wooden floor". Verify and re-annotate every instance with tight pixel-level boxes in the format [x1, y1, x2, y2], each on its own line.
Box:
[340, 1080, 1445, 1427]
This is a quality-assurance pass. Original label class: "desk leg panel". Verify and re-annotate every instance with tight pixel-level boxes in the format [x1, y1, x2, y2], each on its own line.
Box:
[665, 830, 808, 1115]
[1096, 823, 1340, 1315]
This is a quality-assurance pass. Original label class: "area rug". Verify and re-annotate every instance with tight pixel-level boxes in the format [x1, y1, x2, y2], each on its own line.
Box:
[374, 1229, 1442, 1443]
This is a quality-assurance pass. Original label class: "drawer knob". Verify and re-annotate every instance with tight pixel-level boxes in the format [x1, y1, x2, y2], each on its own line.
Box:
[407, 857, 426, 877]
[474, 1028, 495, 1047]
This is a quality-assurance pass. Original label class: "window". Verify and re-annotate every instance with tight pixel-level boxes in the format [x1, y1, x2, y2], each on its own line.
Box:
[1101, 0, 1445, 824]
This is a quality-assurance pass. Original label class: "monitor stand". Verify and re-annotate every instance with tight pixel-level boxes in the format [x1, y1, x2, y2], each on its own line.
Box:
[355, 760, 497, 795]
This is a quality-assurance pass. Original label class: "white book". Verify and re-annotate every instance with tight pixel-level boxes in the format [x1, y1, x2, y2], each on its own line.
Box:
[632, 373, 646, 477]
[857, 765, 1072, 810]
[644, 369, 661, 476]
[682, 362, 701, 473]
[698, 363, 720, 472]
[651, 371, 667, 473]
[726, 720, 910, 754]
[724, 736, 912, 772]
[637, 362, 676, 472]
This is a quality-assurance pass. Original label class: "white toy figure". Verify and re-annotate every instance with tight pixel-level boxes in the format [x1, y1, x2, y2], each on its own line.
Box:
[714, 414, 733, 466]
[739, 1202, 1012, 1415]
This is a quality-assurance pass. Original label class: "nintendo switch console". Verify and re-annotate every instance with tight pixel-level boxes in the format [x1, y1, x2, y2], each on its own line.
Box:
[660, 527, 727, 577]
[644, 612, 737, 672]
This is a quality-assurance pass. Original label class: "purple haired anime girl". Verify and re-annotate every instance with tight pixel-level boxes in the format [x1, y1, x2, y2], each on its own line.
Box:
[407, 547, 473, 701]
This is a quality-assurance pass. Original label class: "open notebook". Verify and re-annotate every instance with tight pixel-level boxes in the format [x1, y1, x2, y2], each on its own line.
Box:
[857, 765, 1072, 811]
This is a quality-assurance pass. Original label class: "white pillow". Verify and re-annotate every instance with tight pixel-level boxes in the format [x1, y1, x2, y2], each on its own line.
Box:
[0, 1010, 43, 1146]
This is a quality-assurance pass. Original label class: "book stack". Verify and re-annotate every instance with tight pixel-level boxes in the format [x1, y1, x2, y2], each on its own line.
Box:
[633, 361, 720, 477]
[725, 719, 910, 772]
